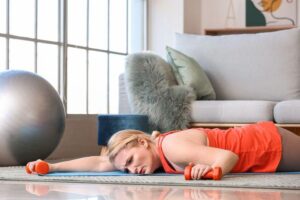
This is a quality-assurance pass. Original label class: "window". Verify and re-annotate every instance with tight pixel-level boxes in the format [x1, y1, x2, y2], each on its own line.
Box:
[0, 0, 146, 114]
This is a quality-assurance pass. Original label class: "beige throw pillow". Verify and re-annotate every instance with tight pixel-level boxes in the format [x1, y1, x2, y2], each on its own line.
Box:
[166, 46, 216, 100]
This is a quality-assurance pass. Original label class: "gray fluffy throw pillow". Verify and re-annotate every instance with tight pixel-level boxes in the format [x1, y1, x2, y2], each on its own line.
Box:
[125, 52, 196, 132]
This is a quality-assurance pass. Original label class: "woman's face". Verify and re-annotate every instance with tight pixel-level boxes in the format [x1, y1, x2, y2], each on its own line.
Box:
[113, 140, 159, 174]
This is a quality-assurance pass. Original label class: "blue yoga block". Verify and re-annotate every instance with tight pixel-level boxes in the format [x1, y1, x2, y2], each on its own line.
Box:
[97, 114, 150, 145]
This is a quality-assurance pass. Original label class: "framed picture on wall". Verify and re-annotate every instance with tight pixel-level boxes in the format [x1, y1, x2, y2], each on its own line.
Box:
[246, 0, 297, 26]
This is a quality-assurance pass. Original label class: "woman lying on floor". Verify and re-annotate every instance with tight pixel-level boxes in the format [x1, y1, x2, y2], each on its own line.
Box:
[26, 121, 300, 180]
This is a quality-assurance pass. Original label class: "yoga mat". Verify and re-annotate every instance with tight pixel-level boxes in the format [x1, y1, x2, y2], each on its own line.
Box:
[1, 166, 300, 190]
[46, 171, 300, 177]
[46, 171, 173, 177]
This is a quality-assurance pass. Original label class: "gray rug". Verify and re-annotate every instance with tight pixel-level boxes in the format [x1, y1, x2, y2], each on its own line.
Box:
[0, 166, 299, 190]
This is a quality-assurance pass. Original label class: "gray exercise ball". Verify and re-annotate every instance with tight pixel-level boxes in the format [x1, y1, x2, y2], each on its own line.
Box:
[0, 70, 65, 166]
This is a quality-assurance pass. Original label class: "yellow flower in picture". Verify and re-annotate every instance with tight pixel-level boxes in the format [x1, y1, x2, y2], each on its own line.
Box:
[260, 0, 282, 12]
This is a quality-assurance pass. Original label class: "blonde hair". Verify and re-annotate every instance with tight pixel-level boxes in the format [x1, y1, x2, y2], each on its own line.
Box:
[103, 129, 161, 162]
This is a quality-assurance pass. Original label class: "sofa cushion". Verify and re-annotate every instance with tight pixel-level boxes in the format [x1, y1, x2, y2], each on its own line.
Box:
[191, 100, 276, 123]
[274, 100, 300, 123]
[175, 28, 300, 101]
[166, 46, 216, 100]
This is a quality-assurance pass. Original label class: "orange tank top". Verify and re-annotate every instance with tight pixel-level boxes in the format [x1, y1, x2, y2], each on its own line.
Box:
[157, 121, 282, 173]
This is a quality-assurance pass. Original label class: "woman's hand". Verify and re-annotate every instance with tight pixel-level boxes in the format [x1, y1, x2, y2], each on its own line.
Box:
[26, 159, 50, 175]
[190, 163, 213, 180]
[26, 159, 41, 174]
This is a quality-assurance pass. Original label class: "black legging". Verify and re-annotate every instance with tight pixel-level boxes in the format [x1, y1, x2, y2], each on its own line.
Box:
[277, 127, 300, 171]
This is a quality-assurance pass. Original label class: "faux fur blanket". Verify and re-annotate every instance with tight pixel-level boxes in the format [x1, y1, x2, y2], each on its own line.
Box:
[125, 52, 196, 132]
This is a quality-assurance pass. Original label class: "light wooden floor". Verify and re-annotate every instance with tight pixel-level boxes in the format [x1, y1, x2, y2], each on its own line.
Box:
[0, 181, 299, 200]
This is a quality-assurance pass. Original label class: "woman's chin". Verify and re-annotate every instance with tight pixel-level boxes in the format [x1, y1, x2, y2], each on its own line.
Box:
[145, 167, 154, 174]
[148, 166, 159, 174]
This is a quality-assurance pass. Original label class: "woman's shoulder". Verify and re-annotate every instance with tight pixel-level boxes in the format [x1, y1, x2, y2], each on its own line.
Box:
[160, 129, 209, 166]
[162, 129, 208, 146]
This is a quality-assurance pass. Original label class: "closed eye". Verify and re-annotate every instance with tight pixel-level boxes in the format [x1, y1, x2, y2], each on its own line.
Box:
[127, 156, 133, 165]
[123, 156, 133, 173]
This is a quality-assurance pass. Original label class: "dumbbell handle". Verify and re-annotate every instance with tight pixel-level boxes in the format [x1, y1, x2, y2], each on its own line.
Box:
[184, 165, 222, 180]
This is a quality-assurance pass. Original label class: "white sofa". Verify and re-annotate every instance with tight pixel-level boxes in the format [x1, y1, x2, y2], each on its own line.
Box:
[175, 28, 300, 125]
[120, 28, 300, 131]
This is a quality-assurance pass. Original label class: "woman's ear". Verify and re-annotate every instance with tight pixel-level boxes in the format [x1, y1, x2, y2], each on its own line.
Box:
[138, 138, 149, 148]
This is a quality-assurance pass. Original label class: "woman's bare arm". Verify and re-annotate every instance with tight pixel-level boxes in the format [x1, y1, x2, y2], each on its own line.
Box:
[29, 156, 116, 173]
[51, 156, 116, 172]
[163, 135, 239, 176]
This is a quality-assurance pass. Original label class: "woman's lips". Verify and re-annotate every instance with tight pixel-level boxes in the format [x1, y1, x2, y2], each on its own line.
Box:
[139, 167, 145, 174]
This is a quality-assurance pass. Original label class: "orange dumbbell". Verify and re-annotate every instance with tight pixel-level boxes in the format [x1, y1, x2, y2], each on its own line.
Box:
[184, 164, 222, 180]
[26, 160, 49, 175]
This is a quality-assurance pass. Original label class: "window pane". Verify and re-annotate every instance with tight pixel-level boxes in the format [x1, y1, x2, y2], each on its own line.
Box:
[0, 37, 6, 70]
[9, 39, 34, 72]
[109, 54, 125, 114]
[89, 0, 108, 50]
[67, 47, 87, 114]
[38, 0, 59, 41]
[128, 0, 145, 53]
[68, 0, 87, 47]
[10, 0, 35, 38]
[0, 0, 6, 33]
[88, 51, 108, 114]
[110, 0, 127, 53]
[37, 43, 59, 91]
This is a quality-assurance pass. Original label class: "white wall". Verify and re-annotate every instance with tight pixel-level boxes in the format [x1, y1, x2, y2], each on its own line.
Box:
[184, 0, 202, 34]
[201, 0, 245, 32]
[299, 1, 300, 25]
[147, 0, 300, 55]
[147, 0, 184, 57]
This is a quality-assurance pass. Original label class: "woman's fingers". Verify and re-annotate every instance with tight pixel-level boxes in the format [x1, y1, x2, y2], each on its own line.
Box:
[202, 167, 212, 177]
[191, 164, 212, 180]
[25, 162, 34, 174]
[26, 159, 45, 175]
[26, 162, 37, 174]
